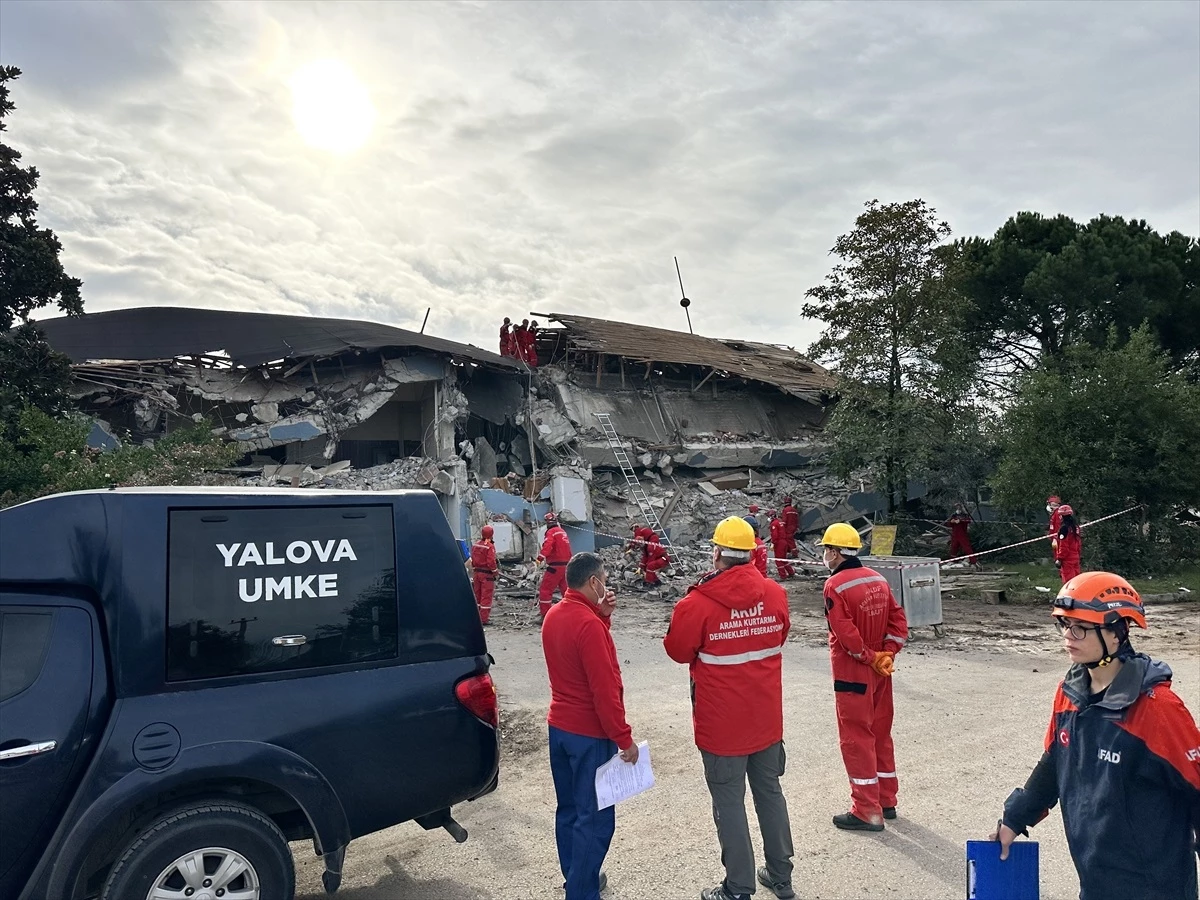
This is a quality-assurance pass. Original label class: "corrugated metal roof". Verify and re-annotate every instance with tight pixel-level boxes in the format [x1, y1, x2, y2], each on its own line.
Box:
[35, 307, 521, 370]
[532, 312, 835, 399]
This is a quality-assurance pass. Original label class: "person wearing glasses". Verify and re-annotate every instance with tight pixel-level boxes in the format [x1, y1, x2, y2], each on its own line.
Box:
[991, 571, 1200, 900]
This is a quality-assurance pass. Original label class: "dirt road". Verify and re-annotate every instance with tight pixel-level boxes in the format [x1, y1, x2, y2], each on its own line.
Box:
[293, 582, 1199, 900]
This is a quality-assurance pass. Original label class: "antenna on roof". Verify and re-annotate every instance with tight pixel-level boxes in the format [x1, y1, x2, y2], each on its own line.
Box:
[419, 307, 431, 334]
[675, 256, 693, 334]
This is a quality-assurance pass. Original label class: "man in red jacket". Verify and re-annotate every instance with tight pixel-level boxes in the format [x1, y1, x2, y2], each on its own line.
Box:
[820, 523, 909, 832]
[543, 553, 639, 900]
[1054, 504, 1082, 584]
[769, 512, 794, 580]
[781, 498, 800, 557]
[499, 317, 515, 357]
[664, 516, 795, 900]
[638, 527, 670, 587]
[746, 516, 769, 577]
[469, 524, 498, 624]
[945, 505, 977, 565]
[537, 512, 572, 618]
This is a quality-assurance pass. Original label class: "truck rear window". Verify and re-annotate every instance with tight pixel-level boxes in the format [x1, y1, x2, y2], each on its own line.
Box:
[167, 505, 398, 681]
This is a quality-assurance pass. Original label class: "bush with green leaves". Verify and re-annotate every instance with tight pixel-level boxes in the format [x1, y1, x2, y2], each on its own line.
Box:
[0, 408, 243, 507]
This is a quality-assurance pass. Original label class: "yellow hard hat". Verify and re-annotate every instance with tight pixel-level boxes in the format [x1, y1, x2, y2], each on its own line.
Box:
[712, 516, 757, 551]
[820, 523, 862, 551]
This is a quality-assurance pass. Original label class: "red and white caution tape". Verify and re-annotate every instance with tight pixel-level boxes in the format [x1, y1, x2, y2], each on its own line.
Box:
[939, 504, 1143, 568]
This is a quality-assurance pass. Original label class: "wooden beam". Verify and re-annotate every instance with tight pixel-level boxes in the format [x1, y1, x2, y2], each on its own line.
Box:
[644, 361, 653, 380]
[596, 353, 604, 387]
[619, 355, 625, 388]
[692, 367, 717, 393]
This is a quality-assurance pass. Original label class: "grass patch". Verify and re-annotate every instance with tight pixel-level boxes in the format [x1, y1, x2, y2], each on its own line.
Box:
[976, 562, 1200, 604]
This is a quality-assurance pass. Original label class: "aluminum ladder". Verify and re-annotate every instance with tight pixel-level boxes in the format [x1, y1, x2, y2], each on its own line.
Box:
[594, 413, 672, 547]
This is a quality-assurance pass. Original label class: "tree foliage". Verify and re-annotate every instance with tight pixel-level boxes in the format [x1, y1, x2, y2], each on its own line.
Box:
[0, 408, 243, 508]
[991, 328, 1200, 574]
[1, 65, 83, 329]
[954, 212, 1200, 391]
[1, 66, 82, 438]
[803, 199, 971, 513]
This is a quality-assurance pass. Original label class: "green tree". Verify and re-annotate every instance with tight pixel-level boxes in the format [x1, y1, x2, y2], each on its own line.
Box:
[1, 66, 83, 436]
[954, 212, 1200, 389]
[803, 199, 970, 514]
[992, 327, 1200, 574]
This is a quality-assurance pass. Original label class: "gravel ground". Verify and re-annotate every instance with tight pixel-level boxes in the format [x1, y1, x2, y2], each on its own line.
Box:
[293, 583, 1199, 900]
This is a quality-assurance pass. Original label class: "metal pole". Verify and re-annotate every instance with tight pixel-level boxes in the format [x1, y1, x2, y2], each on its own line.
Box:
[419, 307, 431, 334]
[674, 257, 693, 334]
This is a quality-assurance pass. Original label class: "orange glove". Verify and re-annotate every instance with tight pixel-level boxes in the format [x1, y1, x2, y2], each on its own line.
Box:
[871, 651, 895, 677]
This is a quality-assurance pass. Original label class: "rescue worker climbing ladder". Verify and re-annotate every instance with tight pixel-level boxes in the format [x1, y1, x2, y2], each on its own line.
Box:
[820, 523, 909, 831]
[469, 525, 498, 625]
[537, 512, 572, 618]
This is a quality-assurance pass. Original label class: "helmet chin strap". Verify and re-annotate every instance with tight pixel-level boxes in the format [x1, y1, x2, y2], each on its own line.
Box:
[1084, 616, 1133, 669]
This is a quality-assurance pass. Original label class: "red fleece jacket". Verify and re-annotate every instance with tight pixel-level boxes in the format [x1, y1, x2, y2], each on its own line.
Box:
[542, 589, 633, 750]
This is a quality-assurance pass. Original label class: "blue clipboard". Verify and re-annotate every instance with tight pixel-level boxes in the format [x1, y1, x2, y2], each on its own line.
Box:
[966, 840, 1039, 900]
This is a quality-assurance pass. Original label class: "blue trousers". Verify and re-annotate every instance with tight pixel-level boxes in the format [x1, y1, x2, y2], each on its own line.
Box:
[549, 726, 616, 900]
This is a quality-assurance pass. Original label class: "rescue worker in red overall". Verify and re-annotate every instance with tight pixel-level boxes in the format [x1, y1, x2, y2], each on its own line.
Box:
[991, 572, 1200, 900]
[746, 516, 769, 577]
[638, 527, 669, 588]
[537, 512, 572, 618]
[664, 516, 795, 900]
[469, 525, 498, 625]
[514, 319, 530, 364]
[1054, 504, 1082, 584]
[945, 505, 977, 565]
[769, 512, 794, 580]
[820, 522, 909, 831]
[499, 317, 515, 358]
[524, 319, 540, 367]
[1047, 495, 1063, 557]
[781, 498, 800, 559]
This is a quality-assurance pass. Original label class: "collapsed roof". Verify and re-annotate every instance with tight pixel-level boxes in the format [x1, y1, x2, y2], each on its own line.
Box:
[34, 306, 519, 370]
[531, 311, 835, 401]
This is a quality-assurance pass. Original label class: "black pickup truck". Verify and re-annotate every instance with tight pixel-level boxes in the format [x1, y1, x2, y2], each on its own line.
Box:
[0, 487, 499, 900]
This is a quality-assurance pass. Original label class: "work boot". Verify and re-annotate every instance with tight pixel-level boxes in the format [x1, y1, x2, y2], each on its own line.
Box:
[757, 866, 796, 899]
[700, 882, 750, 900]
[883, 806, 897, 820]
[833, 812, 884, 832]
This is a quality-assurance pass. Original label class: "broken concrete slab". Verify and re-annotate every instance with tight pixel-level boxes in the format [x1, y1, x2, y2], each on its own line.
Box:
[473, 437, 498, 480]
[251, 401, 280, 424]
[697, 481, 722, 497]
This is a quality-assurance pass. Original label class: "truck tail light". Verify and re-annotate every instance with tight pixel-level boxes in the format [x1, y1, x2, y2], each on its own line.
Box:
[455, 673, 498, 728]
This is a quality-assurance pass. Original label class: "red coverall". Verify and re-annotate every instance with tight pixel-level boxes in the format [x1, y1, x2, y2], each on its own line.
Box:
[639, 529, 669, 585]
[945, 513, 977, 564]
[752, 537, 768, 577]
[781, 504, 800, 557]
[1055, 528, 1081, 584]
[824, 559, 909, 824]
[470, 538, 498, 624]
[537, 525, 572, 617]
[769, 517, 794, 579]
[1048, 506, 1063, 556]
[519, 327, 538, 367]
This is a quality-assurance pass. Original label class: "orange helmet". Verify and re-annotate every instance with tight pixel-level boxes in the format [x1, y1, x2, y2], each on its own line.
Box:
[1058, 504, 1074, 517]
[481, 525, 494, 539]
[1047, 495, 1061, 505]
[1052, 572, 1146, 629]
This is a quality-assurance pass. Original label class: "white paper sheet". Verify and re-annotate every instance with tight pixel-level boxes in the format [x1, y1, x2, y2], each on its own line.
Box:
[595, 741, 655, 810]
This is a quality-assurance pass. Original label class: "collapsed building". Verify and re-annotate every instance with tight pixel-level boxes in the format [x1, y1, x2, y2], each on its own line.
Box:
[37, 306, 894, 580]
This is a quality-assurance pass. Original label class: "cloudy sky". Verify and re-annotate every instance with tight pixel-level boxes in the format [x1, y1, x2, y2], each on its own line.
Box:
[3, 0, 1198, 355]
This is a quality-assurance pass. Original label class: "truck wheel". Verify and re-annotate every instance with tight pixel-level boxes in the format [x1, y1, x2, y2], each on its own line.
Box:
[101, 801, 295, 900]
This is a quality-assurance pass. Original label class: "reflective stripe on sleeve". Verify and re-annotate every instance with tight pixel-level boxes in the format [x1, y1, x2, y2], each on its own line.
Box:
[833, 575, 890, 594]
[877, 771, 897, 778]
[696, 645, 784, 666]
[884, 633, 907, 648]
[850, 776, 879, 785]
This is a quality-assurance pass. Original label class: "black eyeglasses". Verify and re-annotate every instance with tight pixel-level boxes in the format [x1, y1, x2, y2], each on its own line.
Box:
[1055, 620, 1103, 640]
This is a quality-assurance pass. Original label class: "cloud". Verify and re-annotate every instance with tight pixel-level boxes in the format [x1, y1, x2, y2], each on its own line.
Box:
[2, 0, 1197, 355]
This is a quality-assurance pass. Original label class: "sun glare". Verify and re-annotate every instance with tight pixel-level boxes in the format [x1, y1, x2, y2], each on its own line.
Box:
[290, 59, 375, 154]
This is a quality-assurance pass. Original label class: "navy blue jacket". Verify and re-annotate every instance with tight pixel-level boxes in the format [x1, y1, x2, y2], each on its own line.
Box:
[1004, 655, 1200, 900]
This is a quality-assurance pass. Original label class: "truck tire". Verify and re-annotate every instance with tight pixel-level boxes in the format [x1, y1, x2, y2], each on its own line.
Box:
[101, 801, 296, 900]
